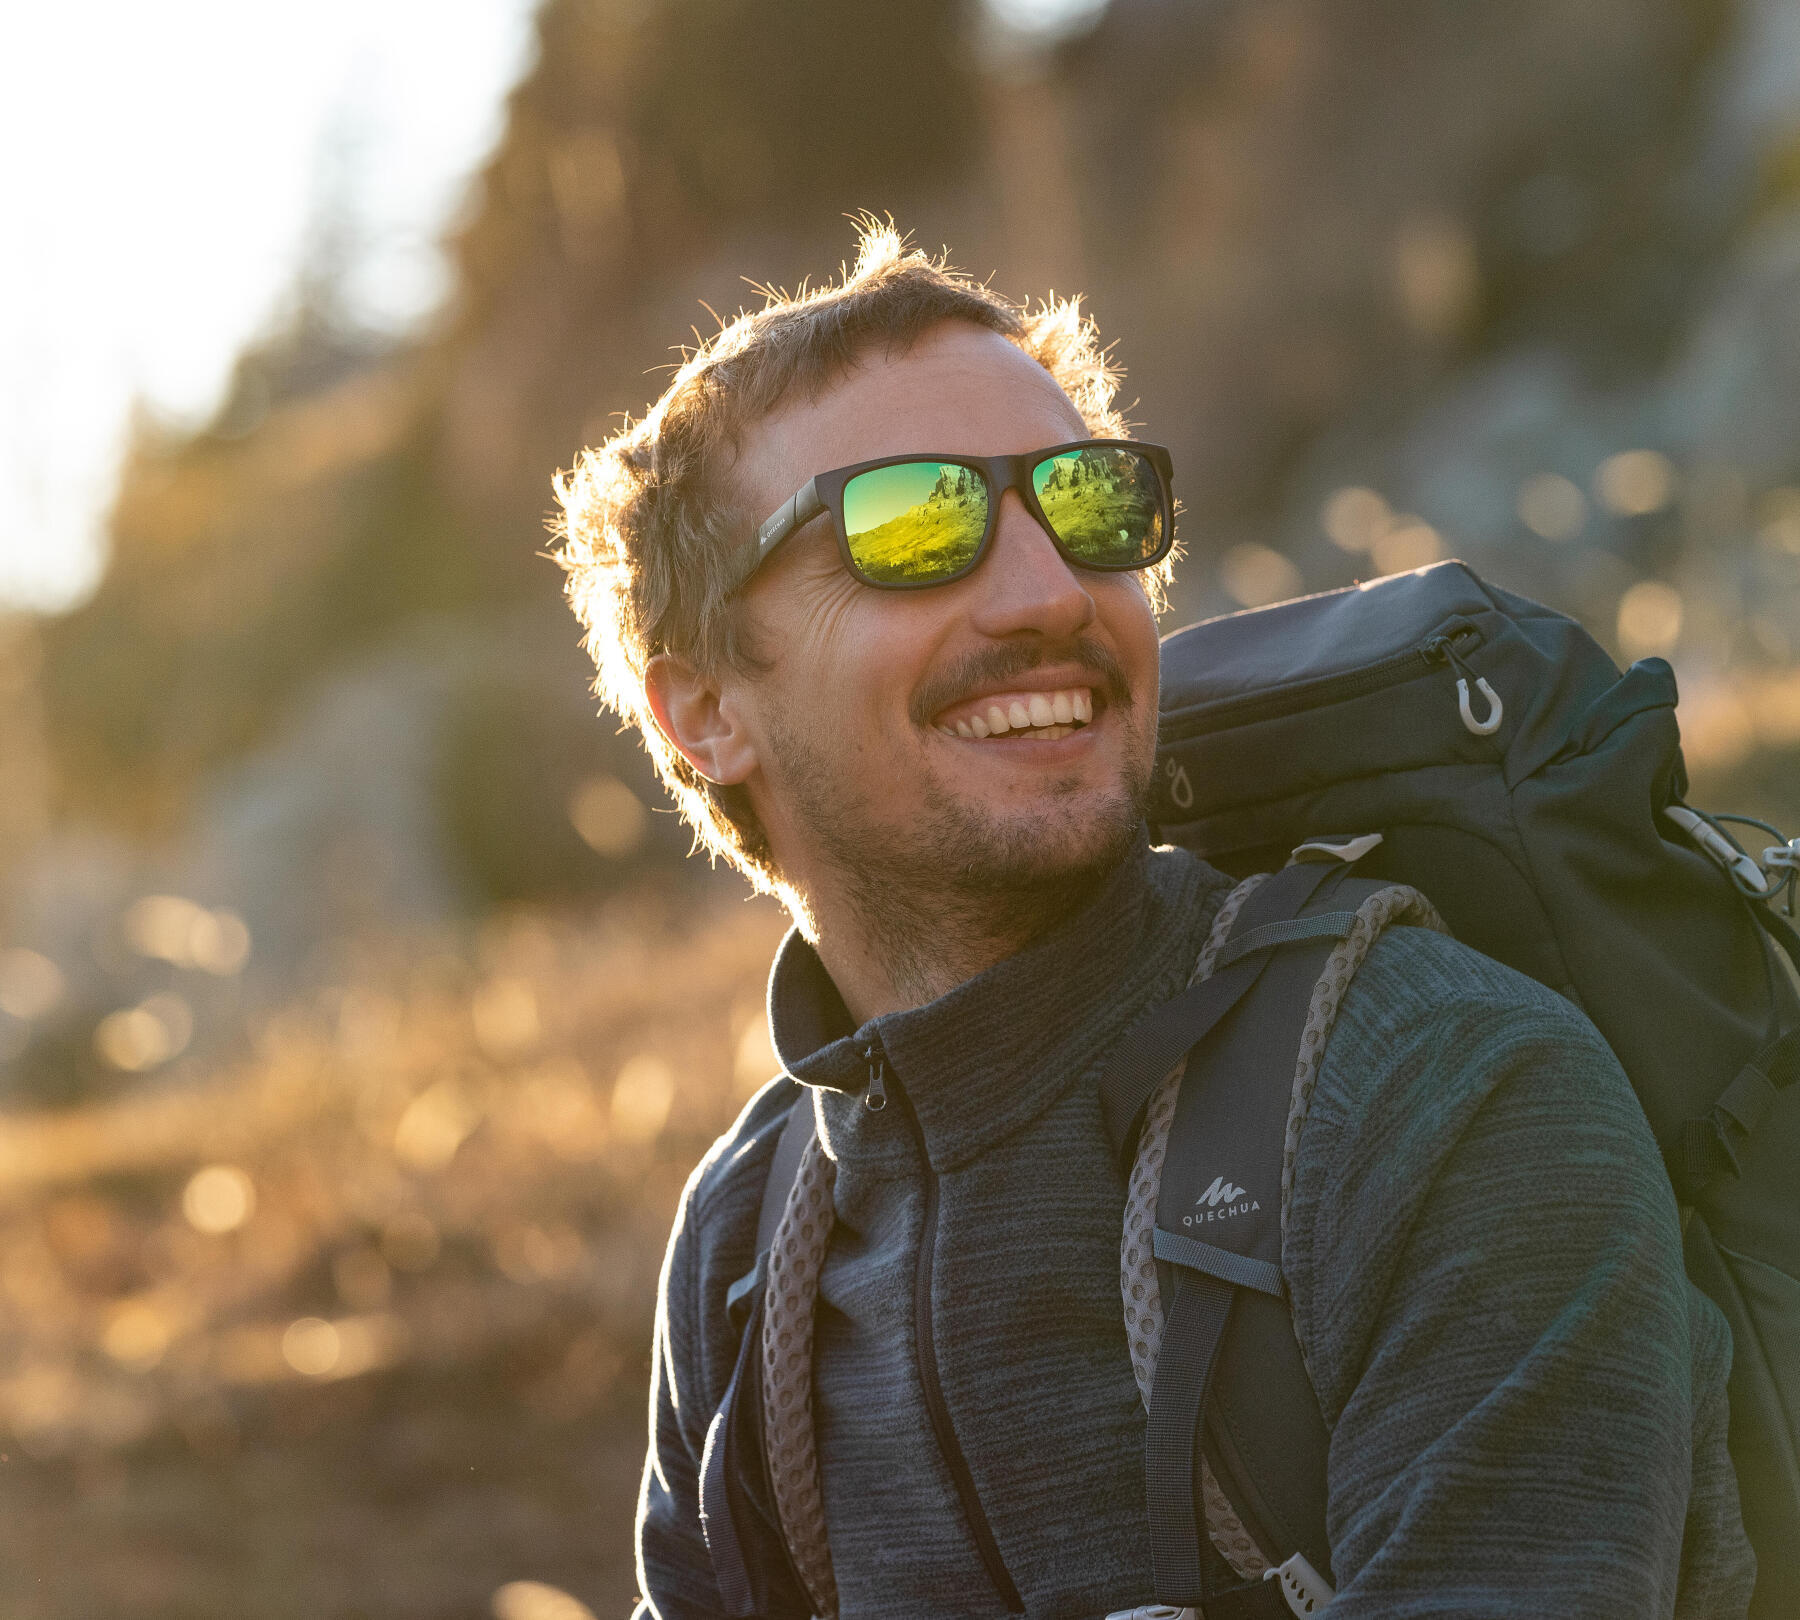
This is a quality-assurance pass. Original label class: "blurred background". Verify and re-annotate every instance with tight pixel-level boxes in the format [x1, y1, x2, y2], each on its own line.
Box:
[5, 0, 1800, 1614]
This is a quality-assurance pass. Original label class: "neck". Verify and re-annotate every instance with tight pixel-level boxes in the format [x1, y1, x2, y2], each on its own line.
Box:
[790, 853, 1126, 1024]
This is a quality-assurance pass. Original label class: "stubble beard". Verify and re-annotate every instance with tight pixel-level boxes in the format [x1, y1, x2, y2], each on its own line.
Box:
[765, 703, 1155, 1008]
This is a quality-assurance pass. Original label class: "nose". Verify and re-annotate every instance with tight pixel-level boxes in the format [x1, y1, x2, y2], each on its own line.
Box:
[965, 489, 1098, 641]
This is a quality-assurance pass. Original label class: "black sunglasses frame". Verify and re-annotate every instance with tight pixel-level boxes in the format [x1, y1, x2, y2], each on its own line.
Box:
[744, 438, 1176, 591]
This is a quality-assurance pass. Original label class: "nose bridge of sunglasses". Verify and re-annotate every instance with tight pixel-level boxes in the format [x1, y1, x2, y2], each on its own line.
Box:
[994, 481, 1088, 570]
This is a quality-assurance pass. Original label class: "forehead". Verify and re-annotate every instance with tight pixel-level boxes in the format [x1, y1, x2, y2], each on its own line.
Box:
[734, 322, 1089, 514]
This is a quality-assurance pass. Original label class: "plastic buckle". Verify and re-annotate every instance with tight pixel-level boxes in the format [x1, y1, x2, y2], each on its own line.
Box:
[1101, 1607, 1196, 1620]
[1264, 1551, 1335, 1615]
[1665, 806, 1772, 895]
[1764, 839, 1800, 875]
[1290, 832, 1384, 865]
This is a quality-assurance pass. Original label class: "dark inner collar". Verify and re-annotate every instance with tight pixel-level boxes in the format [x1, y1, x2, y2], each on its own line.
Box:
[765, 837, 1225, 1171]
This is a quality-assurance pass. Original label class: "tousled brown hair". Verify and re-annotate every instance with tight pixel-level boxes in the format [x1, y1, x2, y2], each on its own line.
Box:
[551, 220, 1165, 891]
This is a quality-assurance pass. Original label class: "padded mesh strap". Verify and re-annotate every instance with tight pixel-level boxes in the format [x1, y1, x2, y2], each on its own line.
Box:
[760, 1133, 839, 1618]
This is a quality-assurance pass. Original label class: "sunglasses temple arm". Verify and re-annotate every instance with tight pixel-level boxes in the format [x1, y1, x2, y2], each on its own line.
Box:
[753, 478, 825, 571]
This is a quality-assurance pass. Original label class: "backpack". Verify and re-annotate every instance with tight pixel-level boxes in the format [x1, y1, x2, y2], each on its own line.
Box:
[705, 560, 1800, 1619]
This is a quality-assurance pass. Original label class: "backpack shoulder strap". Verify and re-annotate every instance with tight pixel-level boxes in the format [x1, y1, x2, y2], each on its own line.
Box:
[703, 1083, 818, 1620]
[759, 1087, 815, 1254]
[720, 1083, 815, 1325]
[1117, 855, 1444, 1612]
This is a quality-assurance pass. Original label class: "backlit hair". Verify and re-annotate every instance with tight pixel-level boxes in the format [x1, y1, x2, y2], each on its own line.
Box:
[551, 219, 1166, 891]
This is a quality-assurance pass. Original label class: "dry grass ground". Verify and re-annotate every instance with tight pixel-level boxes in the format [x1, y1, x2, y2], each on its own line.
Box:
[0, 886, 788, 1619]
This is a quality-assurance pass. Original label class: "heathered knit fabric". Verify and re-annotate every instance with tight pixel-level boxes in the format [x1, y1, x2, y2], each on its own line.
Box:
[633, 841, 1754, 1620]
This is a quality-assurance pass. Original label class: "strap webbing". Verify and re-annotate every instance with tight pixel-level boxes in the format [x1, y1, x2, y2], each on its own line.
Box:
[1100, 864, 1338, 1164]
[1679, 1023, 1800, 1189]
[1210, 911, 1356, 974]
[700, 1290, 770, 1618]
[1145, 1271, 1236, 1605]
[1153, 1226, 1286, 1299]
[758, 1092, 815, 1255]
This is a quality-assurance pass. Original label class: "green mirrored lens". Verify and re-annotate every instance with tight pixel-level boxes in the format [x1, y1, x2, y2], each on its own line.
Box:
[842, 460, 988, 584]
[1031, 446, 1163, 566]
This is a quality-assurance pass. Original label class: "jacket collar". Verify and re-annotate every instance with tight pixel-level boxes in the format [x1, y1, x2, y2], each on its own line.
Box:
[766, 836, 1229, 1175]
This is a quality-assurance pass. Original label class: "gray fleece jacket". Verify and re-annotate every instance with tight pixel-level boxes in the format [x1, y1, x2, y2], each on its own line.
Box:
[633, 840, 1754, 1619]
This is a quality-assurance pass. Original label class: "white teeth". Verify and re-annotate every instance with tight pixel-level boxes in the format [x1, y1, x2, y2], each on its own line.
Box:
[940, 688, 1095, 738]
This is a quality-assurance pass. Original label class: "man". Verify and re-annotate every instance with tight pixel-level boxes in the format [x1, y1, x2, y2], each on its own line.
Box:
[554, 224, 1753, 1619]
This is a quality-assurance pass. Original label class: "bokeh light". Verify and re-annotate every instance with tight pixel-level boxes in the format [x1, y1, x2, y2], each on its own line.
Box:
[492, 1581, 599, 1620]
[393, 1080, 478, 1171]
[1321, 487, 1390, 553]
[0, 948, 64, 1021]
[1517, 473, 1587, 541]
[610, 1053, 676, 1145]
[182, 1165, 257, 1234]
[568, 776, 648, 858]
[282, 1317, 342, 1377]
[93, 993, 194, 1071]
[1220, 544, 1303, 608]
[1369, 519, 1444, 577]
[1757, 488, 1800, 554]
[1617, 580, 1686, 659]
[1596, 451, 1676, 518]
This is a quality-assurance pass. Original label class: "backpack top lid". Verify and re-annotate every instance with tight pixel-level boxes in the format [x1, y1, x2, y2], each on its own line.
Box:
[1152, 560, 1637, 833]
[1161, 561, 1501, 705]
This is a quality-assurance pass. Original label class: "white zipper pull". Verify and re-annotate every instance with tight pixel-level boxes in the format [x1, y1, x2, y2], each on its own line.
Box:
[1425, 634, 1503, 736]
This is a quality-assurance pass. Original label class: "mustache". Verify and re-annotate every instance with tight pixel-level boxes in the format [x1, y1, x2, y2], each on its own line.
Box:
[909, 637, 1133, 727]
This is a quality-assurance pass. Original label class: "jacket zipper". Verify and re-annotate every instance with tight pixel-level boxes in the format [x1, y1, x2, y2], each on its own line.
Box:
[1158, 622, 1483, 740]
[864, 1039, 1026, 1615]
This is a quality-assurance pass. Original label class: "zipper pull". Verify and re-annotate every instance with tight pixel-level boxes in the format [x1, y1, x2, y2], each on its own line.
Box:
[864, 1045, 888, 1111]
[1424, 633, 1503, 737]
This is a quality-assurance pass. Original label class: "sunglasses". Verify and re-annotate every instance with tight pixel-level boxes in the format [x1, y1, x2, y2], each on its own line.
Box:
[746, 438, 1175, 590]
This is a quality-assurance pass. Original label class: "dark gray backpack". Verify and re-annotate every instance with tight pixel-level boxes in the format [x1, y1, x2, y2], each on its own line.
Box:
[1121, 560, 1798, 1618]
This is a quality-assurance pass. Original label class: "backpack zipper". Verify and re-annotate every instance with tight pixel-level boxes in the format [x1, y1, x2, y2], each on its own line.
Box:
[863, 1039, 1026, 1615]
[1159, 623, 1483, 740]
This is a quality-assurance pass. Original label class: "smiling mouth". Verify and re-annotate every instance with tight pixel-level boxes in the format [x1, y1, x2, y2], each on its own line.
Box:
[935, 686, 1094, 742]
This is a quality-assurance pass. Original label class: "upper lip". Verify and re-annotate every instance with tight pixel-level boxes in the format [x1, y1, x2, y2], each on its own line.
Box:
[929, 666, 1101, 725]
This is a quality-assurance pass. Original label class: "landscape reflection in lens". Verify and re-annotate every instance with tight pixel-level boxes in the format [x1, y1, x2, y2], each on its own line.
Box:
[1032, 447, 1161, 564]
[843, 460, 988, 583]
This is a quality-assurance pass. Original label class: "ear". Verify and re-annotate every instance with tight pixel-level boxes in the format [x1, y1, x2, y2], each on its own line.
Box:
[644, 652, 759, 786]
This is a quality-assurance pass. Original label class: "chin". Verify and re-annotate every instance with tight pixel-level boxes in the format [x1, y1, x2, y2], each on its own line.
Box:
[929, 786, 1145, 894]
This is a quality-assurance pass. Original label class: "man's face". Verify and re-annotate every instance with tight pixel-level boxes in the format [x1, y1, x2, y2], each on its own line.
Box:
[720, 322, 1164, 913]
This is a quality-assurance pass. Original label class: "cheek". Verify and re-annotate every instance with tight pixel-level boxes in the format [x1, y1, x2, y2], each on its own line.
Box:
[1097, 579, 1162, 686]
[744, 579, 933, 738]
